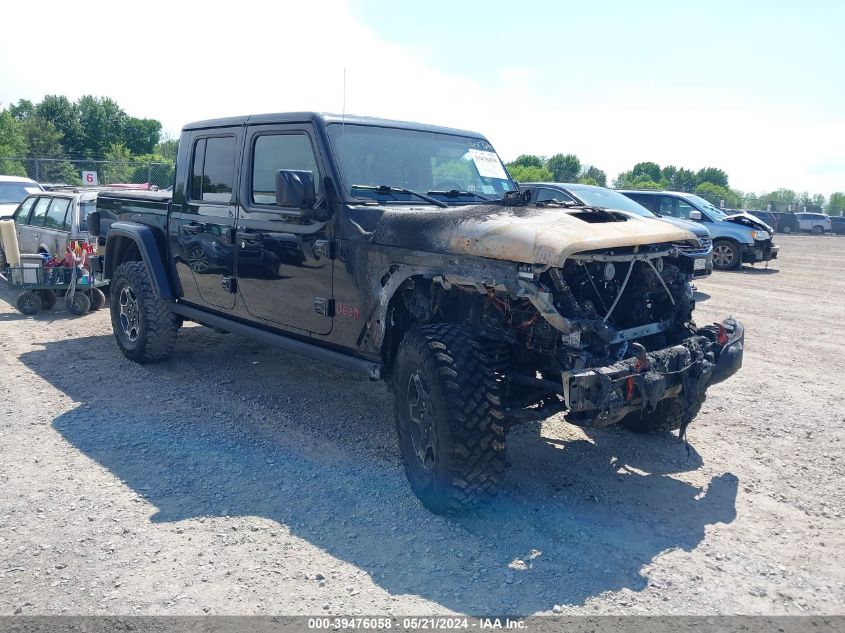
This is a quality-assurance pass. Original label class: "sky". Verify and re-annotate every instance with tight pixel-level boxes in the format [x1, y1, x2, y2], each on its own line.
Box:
[1, 0, 843, 195]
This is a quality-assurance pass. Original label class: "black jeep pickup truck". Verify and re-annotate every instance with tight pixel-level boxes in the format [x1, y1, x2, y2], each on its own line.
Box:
[92, 112, 744, 514]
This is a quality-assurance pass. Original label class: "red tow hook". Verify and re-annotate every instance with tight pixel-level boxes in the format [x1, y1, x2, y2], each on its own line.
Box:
[626, 343, 650, 402]
[717, 323, 729, 346]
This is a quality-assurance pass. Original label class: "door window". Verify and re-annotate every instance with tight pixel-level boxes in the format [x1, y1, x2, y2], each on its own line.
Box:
[677, 200, 697, 220]
[251, 133, 323, 205]
[44, 198, 71, 230]
[191, 136, 236, 203]
[29, 197, 52, 227]
[14, 197, 36, 225]
[535, 188, 575, 203]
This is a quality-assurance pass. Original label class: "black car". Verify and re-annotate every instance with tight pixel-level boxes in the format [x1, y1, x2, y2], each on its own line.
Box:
[830, 216, 845, 235]
[770, 212, 799, 234]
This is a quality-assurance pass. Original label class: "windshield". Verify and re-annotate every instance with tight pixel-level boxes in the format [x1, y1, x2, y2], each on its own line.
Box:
[0, 182, 42, 204]
[567, 187, 656, 218]
[685, 193, 728, 218]
[326, 124, 515, 204]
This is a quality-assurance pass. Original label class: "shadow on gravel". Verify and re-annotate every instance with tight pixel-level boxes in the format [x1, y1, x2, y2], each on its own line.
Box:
[24, 332, 738, 615]
[726, 267, 780, 275]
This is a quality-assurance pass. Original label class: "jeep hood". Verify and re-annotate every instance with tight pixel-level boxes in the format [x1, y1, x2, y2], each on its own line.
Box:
[724, 212, 773, 233]
[357, 204, 697, 266]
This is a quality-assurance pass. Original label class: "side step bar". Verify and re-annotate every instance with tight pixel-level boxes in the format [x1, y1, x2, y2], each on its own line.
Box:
[170, 303, 382, 380]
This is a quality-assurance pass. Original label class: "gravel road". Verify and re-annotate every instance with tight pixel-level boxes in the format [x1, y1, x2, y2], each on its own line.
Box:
[0, 235, 843, 616]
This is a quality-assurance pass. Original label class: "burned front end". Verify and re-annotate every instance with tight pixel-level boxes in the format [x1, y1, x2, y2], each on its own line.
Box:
[461, 242, 744, 428]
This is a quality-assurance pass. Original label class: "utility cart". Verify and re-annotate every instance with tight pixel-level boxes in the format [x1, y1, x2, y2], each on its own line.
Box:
[1, 263, 108, 316]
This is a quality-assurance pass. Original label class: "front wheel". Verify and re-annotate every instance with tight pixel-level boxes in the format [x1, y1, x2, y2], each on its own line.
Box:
[16, 291, 42, 315]
[712, 240, 740, 270]
[110, 261, 180, 363]
[391, 324, 506, 514]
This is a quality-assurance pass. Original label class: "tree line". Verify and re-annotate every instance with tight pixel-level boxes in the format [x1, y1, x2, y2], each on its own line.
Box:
[505, 155, 845, 216]
[0, 95, 176, 185]
[0, 96, 842, 214]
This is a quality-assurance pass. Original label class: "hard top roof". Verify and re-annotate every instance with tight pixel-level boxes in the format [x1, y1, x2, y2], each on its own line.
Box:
[182, 112, 487, 139]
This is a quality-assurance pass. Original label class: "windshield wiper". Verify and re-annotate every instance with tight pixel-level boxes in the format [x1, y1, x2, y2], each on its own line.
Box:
[351, 184, 448, 208]
[427, 189, 493, 202]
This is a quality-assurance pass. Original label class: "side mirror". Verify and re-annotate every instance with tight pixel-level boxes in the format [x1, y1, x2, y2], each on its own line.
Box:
[689, 210, 702, 221]
[276, 170, 316, 209]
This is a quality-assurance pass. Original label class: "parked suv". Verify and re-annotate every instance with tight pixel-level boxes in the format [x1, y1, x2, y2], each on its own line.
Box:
[3, 190, 97, 267]
[0, 175, 43, 219]
[796, 213, 831, 235]
[619, 190, 778, 270]
[520, 182, 713, 277]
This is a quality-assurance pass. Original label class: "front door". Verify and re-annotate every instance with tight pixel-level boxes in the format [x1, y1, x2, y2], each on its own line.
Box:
[176, 131, 241, 310]
[234, 125, 334, 335]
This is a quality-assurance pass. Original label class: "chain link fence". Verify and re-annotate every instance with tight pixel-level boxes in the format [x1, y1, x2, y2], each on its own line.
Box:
[0, 157, 175, 189]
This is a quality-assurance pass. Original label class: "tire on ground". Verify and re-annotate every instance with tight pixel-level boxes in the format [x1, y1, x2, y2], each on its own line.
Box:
[110, 261, 180, 363]
[391, 324, 506, 514]
[37, 290, 57, 310]
[65, 291, 91, 316]
[712, 239, 740, 271]
[16, 291, 42, 315]
[620, 393, 706, 434]
[87, 287, 107, 310]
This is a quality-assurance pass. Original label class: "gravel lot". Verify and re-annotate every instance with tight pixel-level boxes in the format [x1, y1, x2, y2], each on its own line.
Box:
[0, 235, 843, 616]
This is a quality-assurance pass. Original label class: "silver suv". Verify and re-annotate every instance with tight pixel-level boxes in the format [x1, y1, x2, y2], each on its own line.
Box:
[3, 190, 97, 266]
[796, 213, 831, 235]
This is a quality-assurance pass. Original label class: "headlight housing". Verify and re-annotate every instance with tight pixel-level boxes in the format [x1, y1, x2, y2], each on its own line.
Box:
[751, 230, 770, 241]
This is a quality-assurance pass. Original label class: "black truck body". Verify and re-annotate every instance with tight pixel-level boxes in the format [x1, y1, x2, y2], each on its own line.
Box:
[93, 112, 744, 513]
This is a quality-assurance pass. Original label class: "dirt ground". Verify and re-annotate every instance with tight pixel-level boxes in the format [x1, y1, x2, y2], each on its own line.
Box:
[0, 234, 843, 616]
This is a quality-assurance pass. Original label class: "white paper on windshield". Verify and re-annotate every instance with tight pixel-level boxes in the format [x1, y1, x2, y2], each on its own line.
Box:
[468, 149, 507, 180]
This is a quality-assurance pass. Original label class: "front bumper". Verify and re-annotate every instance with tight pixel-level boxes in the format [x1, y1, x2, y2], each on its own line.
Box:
[561, 318, 744, 427]
[742, 241, 778, 264]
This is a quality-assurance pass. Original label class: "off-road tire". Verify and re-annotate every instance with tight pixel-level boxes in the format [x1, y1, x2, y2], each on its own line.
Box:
[65, 291, 91, 316]
[712, 239, 740, 271]
[392, 324, 506, 514]
[37, 290, 57, 310]
[620, 394, 706, 434]
[16, 291, 42, 315]
[110, 261, 180, 363]
[86, 287, 107, 311]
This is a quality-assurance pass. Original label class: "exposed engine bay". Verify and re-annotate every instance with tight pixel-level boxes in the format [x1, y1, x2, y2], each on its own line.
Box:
[395, 241, 744, 430]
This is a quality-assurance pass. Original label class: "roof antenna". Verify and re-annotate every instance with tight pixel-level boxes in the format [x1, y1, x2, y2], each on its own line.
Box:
[342, 68, 347, 131]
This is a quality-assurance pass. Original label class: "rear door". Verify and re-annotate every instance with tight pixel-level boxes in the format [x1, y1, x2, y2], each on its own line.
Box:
[41, 197, 72, 257]
[175, 129, 242, 310]
[20, 197, 51, 253]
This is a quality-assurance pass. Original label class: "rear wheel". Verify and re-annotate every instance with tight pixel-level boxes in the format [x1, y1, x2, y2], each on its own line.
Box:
[812, 225, 823, 235]
[110, 261, 180, 363]
[37, 290, 57, 310]
[781, 225, 793, 234]
[86, 287, 107, 310]
[65, 291, 91, 316]
[620, 394, 705, 434]
[16, 291, 42, 315]
[712, 240, 740, 270]
[391, 324, 506, 514]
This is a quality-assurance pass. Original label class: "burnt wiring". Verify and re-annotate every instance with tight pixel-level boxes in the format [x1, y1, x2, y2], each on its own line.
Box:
[603, 249, 638, 322]
[644, 258, 676, 306]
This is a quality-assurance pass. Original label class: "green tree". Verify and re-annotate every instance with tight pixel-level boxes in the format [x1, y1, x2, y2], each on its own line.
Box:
[506, 164, 554, 183]
[155, 137, 179, 162]
[510, 154, 544, 169]
[9, 99, 35, 120]
[696, 167, 729, 188]
[579, 165, 607, 187]
[0, 110, 27, 176]
[77, 95, 127, 158]
[36, 95, 82, 156]
[631, 161, 662, 183]
[124, 117, 162, 155]
[19, 116, 78, 183]
[826, 192, 845, 216]
[101, 143, 134, 183]
[547, 153, 581, 182]
[693, 182, 742, 209]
